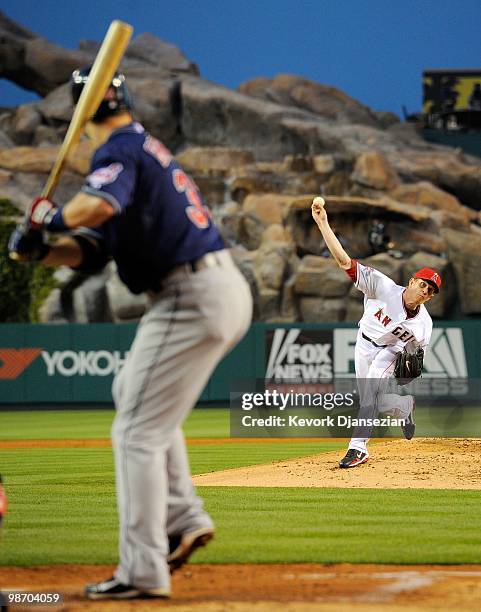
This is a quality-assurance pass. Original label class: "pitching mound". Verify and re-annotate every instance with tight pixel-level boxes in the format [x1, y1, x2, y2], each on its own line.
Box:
[193, 438, 481, 489]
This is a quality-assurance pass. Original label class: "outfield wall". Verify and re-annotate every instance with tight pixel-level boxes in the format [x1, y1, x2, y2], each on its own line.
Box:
[0, 322, 477, 404]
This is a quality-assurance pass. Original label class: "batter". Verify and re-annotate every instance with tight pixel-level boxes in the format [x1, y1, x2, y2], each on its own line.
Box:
[9, 68, 253, 599]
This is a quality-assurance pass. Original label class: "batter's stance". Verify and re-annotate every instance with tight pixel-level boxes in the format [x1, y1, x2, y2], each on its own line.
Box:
[9, 69, 252, 599]
[311, 197, 440, 468]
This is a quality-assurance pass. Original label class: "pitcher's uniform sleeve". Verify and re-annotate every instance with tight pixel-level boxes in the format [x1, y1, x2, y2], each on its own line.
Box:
[345, 259, 395, 299]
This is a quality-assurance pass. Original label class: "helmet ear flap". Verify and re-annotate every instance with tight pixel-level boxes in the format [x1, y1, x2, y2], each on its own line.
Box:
[70, 66, 133, 122]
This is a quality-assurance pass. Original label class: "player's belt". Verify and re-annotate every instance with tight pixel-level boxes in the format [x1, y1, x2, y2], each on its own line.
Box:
[361, 333, 387, 348]
[150, 250, 233, 293]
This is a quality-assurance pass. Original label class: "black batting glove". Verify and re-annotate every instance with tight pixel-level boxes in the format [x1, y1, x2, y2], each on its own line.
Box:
[8, 224, 51, 262]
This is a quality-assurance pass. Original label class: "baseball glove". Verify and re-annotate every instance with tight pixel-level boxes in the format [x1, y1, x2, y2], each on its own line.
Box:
[394, 347, 424, 386]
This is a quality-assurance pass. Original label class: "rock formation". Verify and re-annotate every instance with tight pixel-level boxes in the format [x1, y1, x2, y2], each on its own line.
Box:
[1, 10, 481, 323]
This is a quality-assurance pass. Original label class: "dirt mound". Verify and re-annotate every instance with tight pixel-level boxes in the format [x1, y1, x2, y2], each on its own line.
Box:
[193, 438, 481, 489]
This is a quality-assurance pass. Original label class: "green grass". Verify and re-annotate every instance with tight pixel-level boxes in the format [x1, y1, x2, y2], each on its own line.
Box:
[203, 487, 481, 564]
[189, 441, 344, 473]
[1, 454, 480, 565]
[0, 408, 480, 566]
[0, 407, 230, 440]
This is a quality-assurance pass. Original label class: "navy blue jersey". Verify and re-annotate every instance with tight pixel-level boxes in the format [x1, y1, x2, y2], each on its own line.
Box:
[81, 122, 224, 294]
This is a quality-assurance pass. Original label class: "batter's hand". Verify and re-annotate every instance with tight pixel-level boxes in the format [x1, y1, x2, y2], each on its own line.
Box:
[28, 197, 59, 230]
[27, 197, 68, 233]
[8, 223, 50, 262]
[311, 196, 327, 223]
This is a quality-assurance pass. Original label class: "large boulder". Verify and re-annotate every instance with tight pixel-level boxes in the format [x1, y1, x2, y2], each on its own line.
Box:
[0, 140, 95, 175]
[125, 32, 197, 74]
[286, 195, 436, 259]
[37, 83, 72, 123]
[439, 229, 481, 314]
[179, 76, 351, 160]
[176, 146, 254, 174]
[387, 148, 481, 211]
[390, 181, 471, 224]
[0, 10, 92, 96]
[362, 252, 404, 284]
[299, 296, 347, 322]
[0, 11, 197, 98]
[295, 256, 351, 297]
[238, 74, 395, 128]
[253, 242, 292, 291]
[351, 151, 400, 190]
[10, 103, 42, 145]
[122, 74, 182, 147]
[242, 193, 294, 225]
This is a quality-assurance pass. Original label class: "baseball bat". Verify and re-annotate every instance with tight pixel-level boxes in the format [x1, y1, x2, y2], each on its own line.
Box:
[9, 20, 133, 261]
[43, 20, 133, 199]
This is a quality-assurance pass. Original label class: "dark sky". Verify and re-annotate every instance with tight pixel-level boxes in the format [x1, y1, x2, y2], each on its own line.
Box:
[2, 0, 481, 116]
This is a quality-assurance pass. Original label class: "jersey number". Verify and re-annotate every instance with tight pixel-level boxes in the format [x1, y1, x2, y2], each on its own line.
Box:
[172, 169, 210, 229]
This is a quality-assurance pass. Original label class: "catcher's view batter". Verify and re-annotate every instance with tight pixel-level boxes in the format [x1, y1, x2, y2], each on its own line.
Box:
[9, 69, 252, 599]
[311, 197, 441, 468]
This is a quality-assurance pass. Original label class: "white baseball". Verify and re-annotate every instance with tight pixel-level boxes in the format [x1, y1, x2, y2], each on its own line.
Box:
[313, 196, 325, 206]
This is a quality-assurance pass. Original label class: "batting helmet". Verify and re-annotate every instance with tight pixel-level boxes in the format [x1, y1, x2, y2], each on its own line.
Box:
[71, 66, 133, 123]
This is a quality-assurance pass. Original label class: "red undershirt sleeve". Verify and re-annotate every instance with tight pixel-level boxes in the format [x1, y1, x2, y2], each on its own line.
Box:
[345, 259, 358, 282]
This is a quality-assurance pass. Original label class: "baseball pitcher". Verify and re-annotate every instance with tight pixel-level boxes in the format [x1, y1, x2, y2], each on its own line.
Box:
[311, 197, 440, 468]
[8, 68, 253, 599]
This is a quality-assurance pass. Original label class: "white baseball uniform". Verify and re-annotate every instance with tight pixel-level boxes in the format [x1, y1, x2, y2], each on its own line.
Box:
[346, 260, 432, 454]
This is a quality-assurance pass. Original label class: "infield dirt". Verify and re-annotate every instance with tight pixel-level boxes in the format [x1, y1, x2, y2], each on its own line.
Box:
[2, 564, 481, 611]
[193, 438, 481, 489]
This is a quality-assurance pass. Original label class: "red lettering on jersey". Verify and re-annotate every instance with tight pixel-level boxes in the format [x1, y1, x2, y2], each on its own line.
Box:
[143, 136, 172, 168]
[173, 168, 188, 192]
[374, 308, 383, 321]
[382, 315, 392, 327]
[172, 169, 211, 229]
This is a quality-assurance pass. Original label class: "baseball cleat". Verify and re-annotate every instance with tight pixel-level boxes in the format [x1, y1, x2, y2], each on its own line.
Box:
[85, 576, 170, 600]
[167, 526, 214, 572]
[401, 399, 416, 440]
[339, 449, 369, 468]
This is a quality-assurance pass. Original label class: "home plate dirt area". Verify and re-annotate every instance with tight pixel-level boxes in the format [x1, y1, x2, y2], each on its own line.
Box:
[2, 564, 481, 611]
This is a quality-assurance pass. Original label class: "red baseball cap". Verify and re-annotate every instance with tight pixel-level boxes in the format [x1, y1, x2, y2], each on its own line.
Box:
[414, 268, 441, 293]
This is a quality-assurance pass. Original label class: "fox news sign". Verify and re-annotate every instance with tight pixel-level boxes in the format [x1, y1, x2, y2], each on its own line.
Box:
[265, 327, 469, 381]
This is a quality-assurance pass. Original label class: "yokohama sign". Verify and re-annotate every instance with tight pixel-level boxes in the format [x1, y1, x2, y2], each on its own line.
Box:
[0, 349, 129, 380]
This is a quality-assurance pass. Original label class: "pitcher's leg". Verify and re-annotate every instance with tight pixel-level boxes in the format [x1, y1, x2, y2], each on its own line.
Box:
[346, 334, 376, 456]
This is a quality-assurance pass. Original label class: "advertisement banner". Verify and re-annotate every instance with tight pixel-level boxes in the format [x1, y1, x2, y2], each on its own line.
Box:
[0, 322, 479, 404]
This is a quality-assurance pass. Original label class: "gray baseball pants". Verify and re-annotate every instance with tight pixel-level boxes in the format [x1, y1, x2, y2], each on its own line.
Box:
[111, 250, 252, 591]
